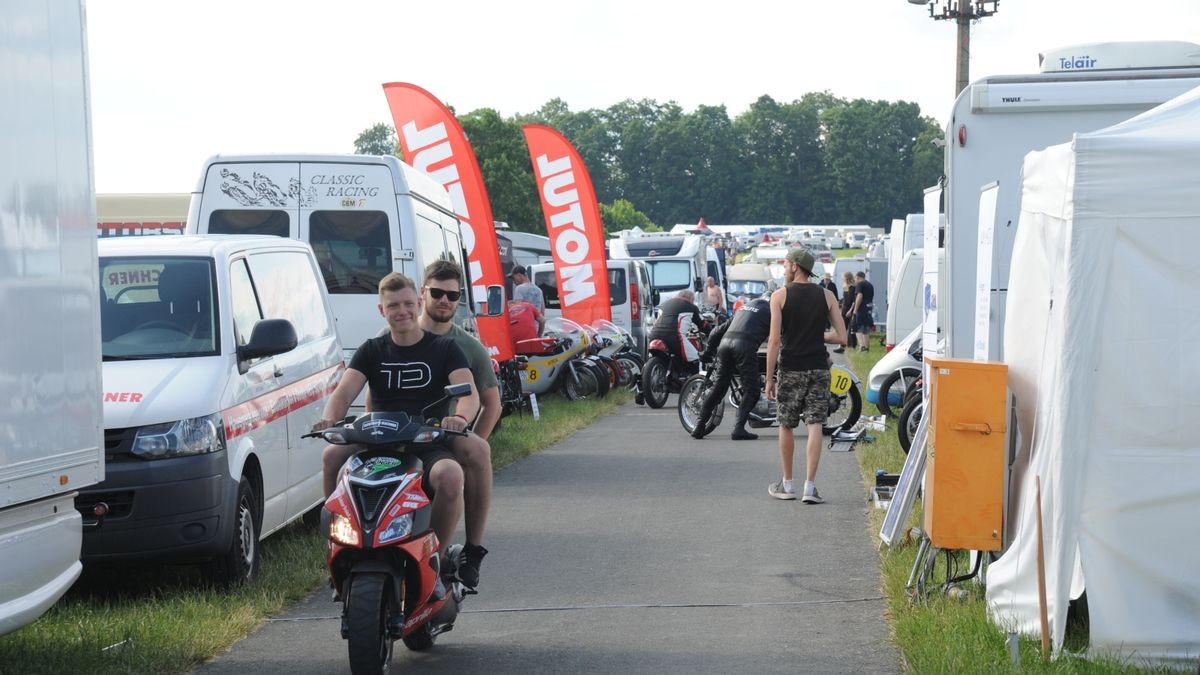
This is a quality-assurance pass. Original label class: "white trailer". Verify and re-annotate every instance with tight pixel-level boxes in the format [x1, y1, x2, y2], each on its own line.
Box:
[944, 41, 1200, 360]
[0, 0, 105, 635]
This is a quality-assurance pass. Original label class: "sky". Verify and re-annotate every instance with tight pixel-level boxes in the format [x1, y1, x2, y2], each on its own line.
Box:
[86, 0, 1200, 194]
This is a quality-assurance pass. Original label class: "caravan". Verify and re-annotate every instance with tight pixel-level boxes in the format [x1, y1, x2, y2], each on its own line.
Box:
[943, 41, 1200, 360]
[609, 233, 708, 307]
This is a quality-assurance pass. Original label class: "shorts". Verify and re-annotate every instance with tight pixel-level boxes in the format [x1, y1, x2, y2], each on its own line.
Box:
[854, 305, 875, 332]
[776, 369, 830, 429]
[413, 447, 457, 496]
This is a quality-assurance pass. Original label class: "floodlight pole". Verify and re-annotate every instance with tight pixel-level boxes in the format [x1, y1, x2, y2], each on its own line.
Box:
[919, 0, 1000, 96]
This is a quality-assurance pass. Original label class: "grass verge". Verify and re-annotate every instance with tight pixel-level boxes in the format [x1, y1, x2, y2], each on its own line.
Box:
[0, 388, 631, 674]
[844, 339, 1169, 674]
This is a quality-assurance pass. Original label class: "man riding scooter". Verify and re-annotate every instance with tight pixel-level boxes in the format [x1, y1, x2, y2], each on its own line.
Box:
[691, 294, 772, 441]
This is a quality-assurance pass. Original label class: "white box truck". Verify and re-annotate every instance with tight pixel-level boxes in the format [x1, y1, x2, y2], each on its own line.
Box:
[0, 0, 105, 635]
[944, 41, 1200, 359]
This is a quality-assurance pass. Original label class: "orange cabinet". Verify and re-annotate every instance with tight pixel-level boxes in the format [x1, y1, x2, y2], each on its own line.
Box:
[924, 358, 1008, 551]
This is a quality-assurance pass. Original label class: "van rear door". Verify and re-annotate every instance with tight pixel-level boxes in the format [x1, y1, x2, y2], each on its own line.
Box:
[298, 162, 397, 357]
[197, 162, 300, 238]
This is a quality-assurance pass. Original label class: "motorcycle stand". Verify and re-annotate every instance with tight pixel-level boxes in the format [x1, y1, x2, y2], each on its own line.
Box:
[828, 427, 866, 452]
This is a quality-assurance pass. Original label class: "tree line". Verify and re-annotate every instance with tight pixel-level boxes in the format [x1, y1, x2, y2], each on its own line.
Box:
[355, 93, 944, 234]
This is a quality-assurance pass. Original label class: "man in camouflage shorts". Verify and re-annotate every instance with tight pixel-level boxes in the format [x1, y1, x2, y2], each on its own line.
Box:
[775, 369, 831, 430]
[764, 249, 847, 503]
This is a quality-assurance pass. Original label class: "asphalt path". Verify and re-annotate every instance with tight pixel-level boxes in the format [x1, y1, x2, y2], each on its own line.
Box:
[198, 363, 898, 674]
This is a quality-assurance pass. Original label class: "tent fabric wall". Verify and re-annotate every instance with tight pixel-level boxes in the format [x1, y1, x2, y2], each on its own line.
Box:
[987, 87, 1200, 665]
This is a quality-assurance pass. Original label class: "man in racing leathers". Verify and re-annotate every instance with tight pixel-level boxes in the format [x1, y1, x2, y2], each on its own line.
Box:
[691, 295, 772, 441]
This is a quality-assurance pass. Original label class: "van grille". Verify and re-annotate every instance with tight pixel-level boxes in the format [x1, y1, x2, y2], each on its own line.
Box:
[104, 427, 140, 462]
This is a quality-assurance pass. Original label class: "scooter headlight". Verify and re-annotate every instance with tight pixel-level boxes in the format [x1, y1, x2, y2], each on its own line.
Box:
[131, 413, 225, 459]
[377, 512, 414, 544]
[329, 513, 361, 547]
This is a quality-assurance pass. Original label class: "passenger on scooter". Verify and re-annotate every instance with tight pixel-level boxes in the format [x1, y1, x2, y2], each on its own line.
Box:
[649, 289, 704, 371]
[691, 295, 773, 441]
[314, 272, 491, 588]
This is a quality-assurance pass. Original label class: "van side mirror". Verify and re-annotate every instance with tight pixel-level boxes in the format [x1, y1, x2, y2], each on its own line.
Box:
[478, 284, 504, 317]
[237, 319, 297, 370]
[651, 289, 662, 306]
[694, 278, 703, 292]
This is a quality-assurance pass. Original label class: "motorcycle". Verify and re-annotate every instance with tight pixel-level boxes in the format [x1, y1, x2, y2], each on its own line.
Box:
[590, 319, 643, 390]
[641, 311, 717, 409]
[489, 355, 528, 432]
[515, 316, 605, 401]
[301, 384, 474, 675]
[678, 351, 863, 437]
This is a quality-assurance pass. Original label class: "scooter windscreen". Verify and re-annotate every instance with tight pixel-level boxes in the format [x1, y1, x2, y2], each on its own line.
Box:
[332, 411, 431, 446]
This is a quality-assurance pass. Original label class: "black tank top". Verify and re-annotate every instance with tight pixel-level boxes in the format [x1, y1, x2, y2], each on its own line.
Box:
[780, 283, 829, 371]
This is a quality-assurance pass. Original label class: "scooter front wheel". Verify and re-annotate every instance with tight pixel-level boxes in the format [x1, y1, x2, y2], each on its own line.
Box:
[346, 573, 393, 674]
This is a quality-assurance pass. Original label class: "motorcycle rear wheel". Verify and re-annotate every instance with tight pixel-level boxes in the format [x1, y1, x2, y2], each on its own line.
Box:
[877, 367, 921, 419]
[823, 384, 863, 435]
[678, 374, 722, 435]
[898, 396, 924, 454]
[641, 356, 670, 409]
[346, 572, 393, 674]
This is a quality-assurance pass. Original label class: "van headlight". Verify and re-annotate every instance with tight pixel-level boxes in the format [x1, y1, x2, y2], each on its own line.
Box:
[131, 413, 226, 459]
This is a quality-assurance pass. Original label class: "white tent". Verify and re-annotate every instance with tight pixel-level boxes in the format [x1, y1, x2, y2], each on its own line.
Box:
[987, 86, 1200, 664]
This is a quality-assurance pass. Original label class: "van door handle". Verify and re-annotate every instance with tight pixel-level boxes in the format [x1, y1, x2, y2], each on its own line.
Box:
[273, 366, 283, 378]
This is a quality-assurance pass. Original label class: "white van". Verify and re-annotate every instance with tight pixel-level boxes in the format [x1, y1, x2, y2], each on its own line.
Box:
[726, 262, 777, 303]
[885, 248, 946, 350]
[186, 154, 497, 362]
[531, 259, 654, 356]
[83, 235, 343, 582]
[609, 233, 706, 306]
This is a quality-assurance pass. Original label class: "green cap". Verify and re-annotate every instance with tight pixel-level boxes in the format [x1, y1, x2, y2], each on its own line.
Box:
[786, 248, 817, 278]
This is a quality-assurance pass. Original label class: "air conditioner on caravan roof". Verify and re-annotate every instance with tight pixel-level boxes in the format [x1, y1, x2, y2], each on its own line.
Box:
[1039, 41, 1200, 73]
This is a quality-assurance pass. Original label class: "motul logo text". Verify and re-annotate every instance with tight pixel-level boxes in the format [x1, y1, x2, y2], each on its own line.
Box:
[401, 120, 485, 298]
[534, 154, 596, 305]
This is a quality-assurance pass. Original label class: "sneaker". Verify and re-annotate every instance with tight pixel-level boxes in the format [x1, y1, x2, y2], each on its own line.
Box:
[859, 346, 869, 352]
[456, 543, 488, 589]
[801, 485, 825, 504]
[768, 481, 796, 500]
[832, 346, 845, 353]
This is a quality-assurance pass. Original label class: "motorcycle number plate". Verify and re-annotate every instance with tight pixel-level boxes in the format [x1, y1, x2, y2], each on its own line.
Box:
[830, 369, 853, 396]
[525, 367, 539, 382]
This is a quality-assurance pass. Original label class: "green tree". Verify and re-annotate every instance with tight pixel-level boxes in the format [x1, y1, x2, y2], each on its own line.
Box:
[458, 108, 543, 233]
[600, 199, 660, 236]
[353, 122, 397, 156]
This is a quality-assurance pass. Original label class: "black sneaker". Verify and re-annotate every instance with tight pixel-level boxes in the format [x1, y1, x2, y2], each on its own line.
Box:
[456, 543, 488, 589]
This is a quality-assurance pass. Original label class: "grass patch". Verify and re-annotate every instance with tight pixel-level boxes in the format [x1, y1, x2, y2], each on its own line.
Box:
[844, 340, 1170, 673]
[835, 248, 868, 259]
[0, 389, 630, 674]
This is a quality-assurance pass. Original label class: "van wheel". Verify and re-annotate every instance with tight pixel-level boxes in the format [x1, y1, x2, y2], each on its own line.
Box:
[204, 477, 261, 586]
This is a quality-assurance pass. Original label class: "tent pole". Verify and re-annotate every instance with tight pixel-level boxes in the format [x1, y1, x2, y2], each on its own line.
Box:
[1035, 475, 1050, 660]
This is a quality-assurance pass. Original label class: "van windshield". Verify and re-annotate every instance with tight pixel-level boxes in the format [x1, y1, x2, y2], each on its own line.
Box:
[645, 260, 692, 291]
[728, 280, 767, 297]
[99, 257, 219, 360]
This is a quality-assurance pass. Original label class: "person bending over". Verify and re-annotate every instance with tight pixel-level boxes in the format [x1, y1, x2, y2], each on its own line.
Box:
[691, 296, 772, 441]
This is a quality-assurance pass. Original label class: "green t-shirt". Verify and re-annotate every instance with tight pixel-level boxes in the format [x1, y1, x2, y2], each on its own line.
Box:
[376, 323, 497, 393]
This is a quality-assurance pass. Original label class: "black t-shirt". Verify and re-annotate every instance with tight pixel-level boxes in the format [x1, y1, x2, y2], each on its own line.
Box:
[651, 297, 702, 339]
[724, 298, 772, 346]
[855, 279, 875, 305]
[349, 332, 469, 419]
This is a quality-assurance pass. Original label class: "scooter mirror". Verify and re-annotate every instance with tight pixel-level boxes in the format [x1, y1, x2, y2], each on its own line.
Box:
[444, 383, 472, 398]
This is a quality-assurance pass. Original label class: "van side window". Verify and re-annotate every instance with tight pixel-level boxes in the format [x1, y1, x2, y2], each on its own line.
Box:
[308, 211, 390, 295]
[229, 259, 263, 348]
[607, 268, 627, 305]
[442, 227, 469, 309]
[414, 213, 448, 275]
[246, 251, 334, 344]
[210, 210, 289, 237]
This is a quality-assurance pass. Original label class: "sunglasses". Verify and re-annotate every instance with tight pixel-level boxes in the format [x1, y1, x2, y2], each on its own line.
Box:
[425, 287, 462, 302]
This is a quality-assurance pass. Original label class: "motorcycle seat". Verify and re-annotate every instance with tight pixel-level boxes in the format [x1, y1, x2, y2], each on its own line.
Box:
[515, 336, 565, 356]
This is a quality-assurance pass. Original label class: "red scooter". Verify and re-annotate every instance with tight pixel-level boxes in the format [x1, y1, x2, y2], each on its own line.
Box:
[303, 384, 473, 675]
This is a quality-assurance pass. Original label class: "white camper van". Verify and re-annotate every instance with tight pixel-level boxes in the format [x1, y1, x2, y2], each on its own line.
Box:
[886, 248, 947, 350]
[0, 0, 105, 636]
[944, 41, 1200, 359]
[609, 233, 707, 306]
[96, 193, 190, 238]
[186, 154, 497, 362]
[84, 235, 342, 582]
[530, 259, 654, 356]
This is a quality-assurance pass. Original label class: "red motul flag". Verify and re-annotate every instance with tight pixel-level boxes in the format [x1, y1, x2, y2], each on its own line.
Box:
[521, 125, 612, 326]
[382, 82, 513, 361]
